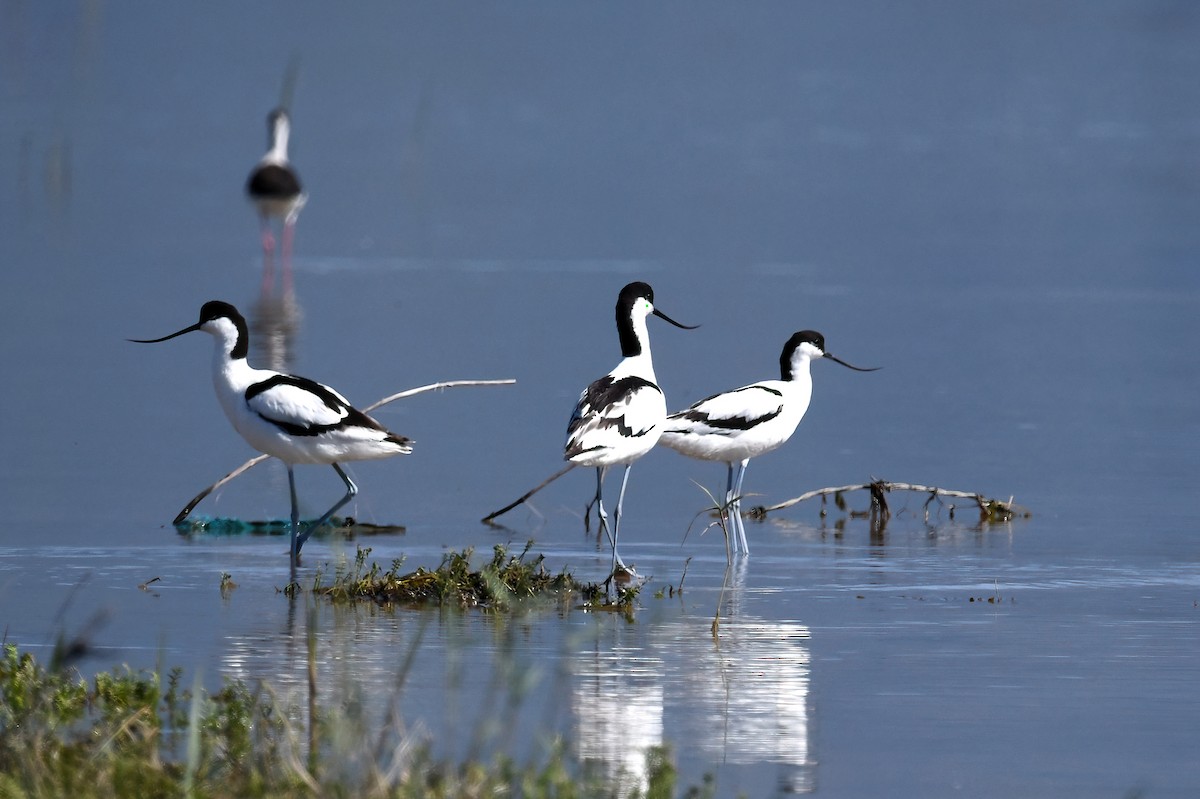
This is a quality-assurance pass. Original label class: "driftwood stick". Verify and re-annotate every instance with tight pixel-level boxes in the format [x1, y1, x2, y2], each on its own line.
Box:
[173, 379, 516, 524]
[480, 464, 575, 524]
[173, 455, 270, 525]
[750, 483, 867, 514]
[361, 379, 515, 412]
[749, 479, 1028, 523]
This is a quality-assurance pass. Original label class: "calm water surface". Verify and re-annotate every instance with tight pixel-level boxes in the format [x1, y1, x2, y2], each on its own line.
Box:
[2, 3, 1198, 797]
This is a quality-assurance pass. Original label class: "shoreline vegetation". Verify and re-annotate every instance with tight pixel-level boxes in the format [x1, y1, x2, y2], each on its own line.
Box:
[1, 546, 700, 798]
[0, 643, 702, 799]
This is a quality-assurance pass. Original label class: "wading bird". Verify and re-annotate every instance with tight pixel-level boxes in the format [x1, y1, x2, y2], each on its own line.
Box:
[660, 330, 876, 554]
[246, 108, 306, 295]
[565, 282, 697, 586]
[131, 301, 412, 568]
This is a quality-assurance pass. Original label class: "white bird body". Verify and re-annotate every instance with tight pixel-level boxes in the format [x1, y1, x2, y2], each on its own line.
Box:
[661, 331, 875, 555]
[205, 319, 410, 465]
[133, 301, 411, 565]
[659, 378, 811, 464]
[565, 350, 667, 469]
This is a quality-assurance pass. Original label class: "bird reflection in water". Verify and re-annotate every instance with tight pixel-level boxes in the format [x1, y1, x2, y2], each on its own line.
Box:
[572, 562, 815, 796]
[573, 643, 665, 797]
[249, 289, 302, 373]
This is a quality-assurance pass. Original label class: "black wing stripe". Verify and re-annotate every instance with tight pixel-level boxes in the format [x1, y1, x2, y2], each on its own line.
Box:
[565, 375, 660, 458]
[680, 406, 782, 431]
[677, 385, 784, 432]
[567, 375, 657, 436]
[245, 375, 386, 438]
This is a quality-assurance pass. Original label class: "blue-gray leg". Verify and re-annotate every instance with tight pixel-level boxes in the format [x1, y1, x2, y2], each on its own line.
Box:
[608, 463, 632, 585]
[593, 465, 616, 549]
[288, 465, 301, 571]
[295, 463, 358, 555]
[723, 461, 737, 555]
[732, 458, 750, 554]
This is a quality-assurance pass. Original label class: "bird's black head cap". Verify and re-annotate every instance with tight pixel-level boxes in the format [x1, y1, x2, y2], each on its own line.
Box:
[780, 331, 825, 380]
[199, 300, 249, 359]
[615, 282, 655, 356]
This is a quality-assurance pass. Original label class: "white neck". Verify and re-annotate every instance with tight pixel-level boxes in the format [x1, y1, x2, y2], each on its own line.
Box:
[615, 308, 657, 380]
[613, 349, 656, 384]
[789, 353, 813, 380]
[785, 353, 815, 412]
[205, 320, 256, 413]
[266, 117, 291, 164]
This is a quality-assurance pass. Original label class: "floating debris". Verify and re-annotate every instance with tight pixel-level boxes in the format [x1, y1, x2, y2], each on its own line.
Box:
[174, 516, 405, 538]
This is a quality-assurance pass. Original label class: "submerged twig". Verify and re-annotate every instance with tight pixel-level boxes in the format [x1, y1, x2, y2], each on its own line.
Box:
[749, 479, 1029, 524]
[683, 479, 734, 567]
[480, 464, 574, 524]
[305, 600, 318, 775]
[173, 378, 515, 524]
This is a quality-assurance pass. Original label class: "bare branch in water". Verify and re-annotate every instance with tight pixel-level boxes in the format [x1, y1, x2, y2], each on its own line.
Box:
[173, 456, 268, 524]
[748, 479, 1029, 524]
[481, 464, 575, 524]
[173, 379, 516, 524]
[361, 379, 515, 412]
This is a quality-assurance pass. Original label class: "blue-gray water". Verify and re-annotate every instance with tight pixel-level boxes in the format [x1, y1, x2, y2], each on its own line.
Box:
[2, 3, 1198, 796]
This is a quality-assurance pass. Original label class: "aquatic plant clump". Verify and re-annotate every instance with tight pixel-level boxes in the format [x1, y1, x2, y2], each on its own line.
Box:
[310, 543, 610, 609]
[0, 644, 698, 798]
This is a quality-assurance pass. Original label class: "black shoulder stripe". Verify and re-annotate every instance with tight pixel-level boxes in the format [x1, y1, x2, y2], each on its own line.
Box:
[679, 385, 785, 432]
[568, 375, 659, 435]
[566, 375, 661, 452]
[245, 374, 387, 437]
[692, 385, 783, 405]
[584, 375, 657, 411]
[245, 374, 345, 412]
[682, 405, 783, 431]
